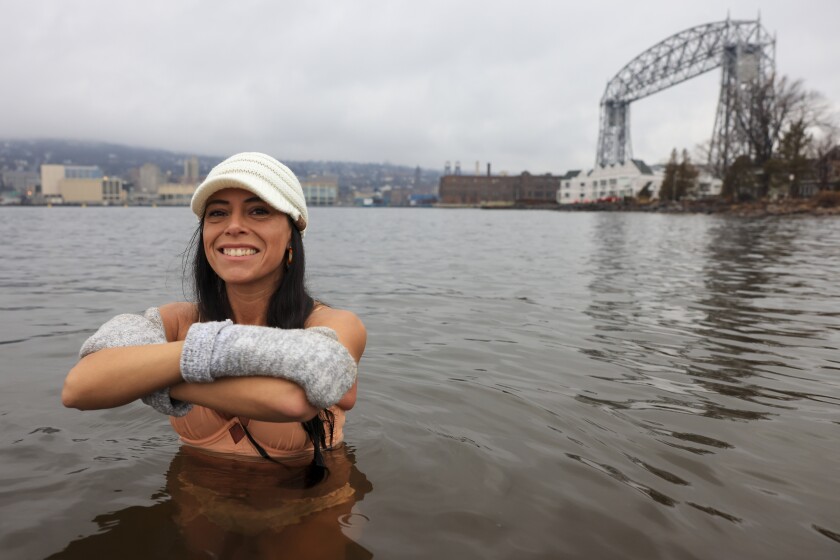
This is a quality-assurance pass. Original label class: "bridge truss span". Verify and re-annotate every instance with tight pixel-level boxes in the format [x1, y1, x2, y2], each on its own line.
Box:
[596, 18, 775, 173]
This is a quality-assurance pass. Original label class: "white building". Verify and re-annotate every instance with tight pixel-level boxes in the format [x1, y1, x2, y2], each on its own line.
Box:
[557, 159, 662, 204]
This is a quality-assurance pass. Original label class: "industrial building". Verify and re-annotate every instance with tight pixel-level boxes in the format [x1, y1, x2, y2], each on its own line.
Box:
[40, 164, 125, 204]
[439, 162, 561, 206]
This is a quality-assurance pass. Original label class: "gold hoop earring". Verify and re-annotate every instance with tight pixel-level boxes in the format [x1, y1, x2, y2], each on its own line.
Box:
[286, 247, 293, 267]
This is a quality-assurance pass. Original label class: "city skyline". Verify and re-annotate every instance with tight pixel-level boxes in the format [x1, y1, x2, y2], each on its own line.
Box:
[2, 0, 838, 174]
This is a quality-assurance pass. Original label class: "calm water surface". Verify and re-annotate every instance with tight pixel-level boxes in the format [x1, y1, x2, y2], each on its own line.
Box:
[1, 207, 839, 559]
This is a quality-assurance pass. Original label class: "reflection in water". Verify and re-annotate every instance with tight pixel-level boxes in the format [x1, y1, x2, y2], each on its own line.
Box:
[690, 219, 839, 410]
[571, 214, 840, 524]
[695, 218, 796, 382]
[579, 215, 834, 420]
[49, 445, 373, 560]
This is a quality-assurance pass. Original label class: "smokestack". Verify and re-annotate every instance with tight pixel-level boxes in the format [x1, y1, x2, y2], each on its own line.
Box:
[475, 161, 480, 175]
[487, 163, 491, 177]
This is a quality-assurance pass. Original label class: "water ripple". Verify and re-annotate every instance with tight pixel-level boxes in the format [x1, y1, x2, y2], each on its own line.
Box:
[2, 208, 839, 558]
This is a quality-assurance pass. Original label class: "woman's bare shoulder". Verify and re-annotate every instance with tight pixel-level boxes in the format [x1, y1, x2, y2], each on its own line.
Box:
[158, 302, 198, 341]
[306, 305, 366, 361]
[307, 305, 363, 328]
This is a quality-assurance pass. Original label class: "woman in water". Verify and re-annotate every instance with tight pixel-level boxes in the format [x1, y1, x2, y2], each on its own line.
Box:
[62, 152, 366, 478]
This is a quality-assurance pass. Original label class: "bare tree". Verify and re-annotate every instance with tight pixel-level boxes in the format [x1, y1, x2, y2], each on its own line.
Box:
[736, 75, 833, 197]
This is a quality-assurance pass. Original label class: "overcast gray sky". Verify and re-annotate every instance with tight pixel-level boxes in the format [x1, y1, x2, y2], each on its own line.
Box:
[2, 0, 838, 174]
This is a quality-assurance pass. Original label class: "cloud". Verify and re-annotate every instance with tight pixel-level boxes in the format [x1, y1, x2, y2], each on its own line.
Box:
[1, 0, 838, 173]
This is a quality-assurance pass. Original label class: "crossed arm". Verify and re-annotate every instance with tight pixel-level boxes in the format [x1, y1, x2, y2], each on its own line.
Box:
[62, 304, 366, 422]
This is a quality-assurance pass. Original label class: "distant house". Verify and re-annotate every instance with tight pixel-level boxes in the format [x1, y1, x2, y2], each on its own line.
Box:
[692, 168, 723, 198]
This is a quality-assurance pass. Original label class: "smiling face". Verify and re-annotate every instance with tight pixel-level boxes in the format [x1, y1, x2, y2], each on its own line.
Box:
[202, 188, 293, 289]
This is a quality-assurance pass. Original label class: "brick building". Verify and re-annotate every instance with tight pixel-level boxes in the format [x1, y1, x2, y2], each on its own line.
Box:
[439, 172, 561, 206]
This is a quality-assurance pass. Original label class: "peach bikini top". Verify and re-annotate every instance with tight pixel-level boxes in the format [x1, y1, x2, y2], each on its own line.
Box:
[170, 404, 345, 460]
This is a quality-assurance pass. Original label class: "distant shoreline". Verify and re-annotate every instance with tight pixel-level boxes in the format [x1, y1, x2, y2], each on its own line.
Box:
[0, 202, 376, 209]
[435, 197, 840, 217]
[554, 197, 840, 217]
[3, 198, 839, 217]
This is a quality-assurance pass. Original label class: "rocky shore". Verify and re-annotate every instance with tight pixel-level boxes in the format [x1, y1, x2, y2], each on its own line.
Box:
[555, 192, 840, 217]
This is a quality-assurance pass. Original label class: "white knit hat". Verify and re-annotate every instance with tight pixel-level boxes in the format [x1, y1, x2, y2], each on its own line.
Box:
[191, 152, 308, 234]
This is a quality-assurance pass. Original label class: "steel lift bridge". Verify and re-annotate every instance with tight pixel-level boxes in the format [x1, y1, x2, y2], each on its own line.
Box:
[596, 18, 775, 174]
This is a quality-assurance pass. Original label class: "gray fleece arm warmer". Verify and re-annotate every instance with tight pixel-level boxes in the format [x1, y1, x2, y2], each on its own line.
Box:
[180, 322, 357, 410]
[79, 308, 192, 417]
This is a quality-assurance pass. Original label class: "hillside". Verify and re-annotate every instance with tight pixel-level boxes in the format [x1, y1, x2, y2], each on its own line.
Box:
[0, 138, 440, 193]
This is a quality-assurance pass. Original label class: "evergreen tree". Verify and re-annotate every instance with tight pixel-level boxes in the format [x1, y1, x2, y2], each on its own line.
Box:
[813, 131, 839, 191]
[722, 155, 756, 200]
[659, 148, 698, 201]
[777, 118, 812, 197]
[676, 149, 698, 200]
[659, 148, 679, 201]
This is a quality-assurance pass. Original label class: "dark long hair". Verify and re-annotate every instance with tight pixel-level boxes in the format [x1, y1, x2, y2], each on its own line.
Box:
[186, 215, 334, 485]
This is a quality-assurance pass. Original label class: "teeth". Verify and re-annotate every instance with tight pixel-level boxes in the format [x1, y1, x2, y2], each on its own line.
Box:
[223, 248, 257, 257]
